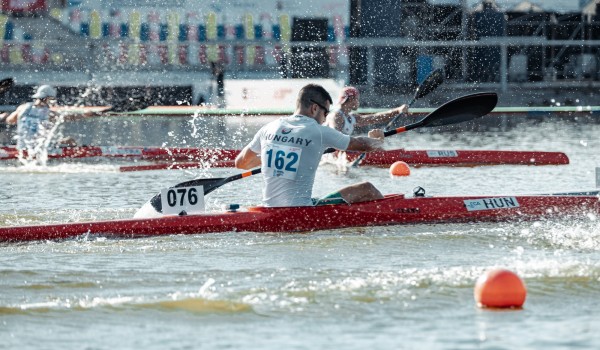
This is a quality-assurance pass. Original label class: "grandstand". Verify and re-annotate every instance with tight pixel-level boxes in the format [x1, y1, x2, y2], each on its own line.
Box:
[1, 0, 600, 108]
[1, 1, 348, 70]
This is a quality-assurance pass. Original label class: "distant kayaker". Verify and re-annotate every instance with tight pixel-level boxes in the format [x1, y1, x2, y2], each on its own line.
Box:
[235, 83, 386, 207]
[4, 85, 94, 152]
[325, 86, 409, 135]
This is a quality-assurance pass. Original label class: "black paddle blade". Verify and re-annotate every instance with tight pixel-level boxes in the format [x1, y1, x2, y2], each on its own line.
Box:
[172, 177, 228, 194]
[0, 78, 14, 94]
[414, 68, 444, 100]
[414, 92, 497, 129]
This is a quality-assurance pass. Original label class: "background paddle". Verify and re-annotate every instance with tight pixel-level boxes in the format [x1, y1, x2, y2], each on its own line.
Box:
[141, 92, 497, 214]
[350, 68, 444, 167]
[44, 98, 151, 120]
[78, 97, 151, 115]
[71, 85, 152, 114]
[385, 68, 444, 131]
[0, 78, 14, 95]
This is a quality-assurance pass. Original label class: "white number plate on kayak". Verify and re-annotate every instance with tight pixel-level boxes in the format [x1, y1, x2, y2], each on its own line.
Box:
[161, 185, 205, 215]
[426, 150, 458, 158]
[464, 197, 520, 211]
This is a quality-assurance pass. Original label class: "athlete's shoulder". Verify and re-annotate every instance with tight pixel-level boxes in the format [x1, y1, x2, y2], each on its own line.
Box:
[258, 117, 282, 129]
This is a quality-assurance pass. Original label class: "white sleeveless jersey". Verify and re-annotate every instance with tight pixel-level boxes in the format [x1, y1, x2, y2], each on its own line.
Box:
[337, 109, 356, 135]
[248, 115, 351, 207]
[16, 103, 51, 150]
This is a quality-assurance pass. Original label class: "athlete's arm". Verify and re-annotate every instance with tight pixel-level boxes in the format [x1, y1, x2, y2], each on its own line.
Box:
[235, 146, 261, 169]
[49, 110, 96, 122]
[324, 111, 345, 132]
[4, 111, 18, 125]
[346, 129, 384, 152]
[4, 104, 26, 125]
[354, 105, 408, 128]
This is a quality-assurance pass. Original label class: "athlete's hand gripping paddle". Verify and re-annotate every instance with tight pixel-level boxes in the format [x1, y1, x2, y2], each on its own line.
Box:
[350, 68, 444, 167]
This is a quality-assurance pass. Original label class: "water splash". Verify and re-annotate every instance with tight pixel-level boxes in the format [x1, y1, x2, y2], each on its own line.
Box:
[17, 112, 71, 167]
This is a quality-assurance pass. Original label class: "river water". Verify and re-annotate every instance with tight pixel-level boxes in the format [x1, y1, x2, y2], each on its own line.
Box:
[1, 116, 599, 349]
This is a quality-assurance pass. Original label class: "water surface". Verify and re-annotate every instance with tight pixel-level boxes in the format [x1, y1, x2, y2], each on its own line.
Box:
[1, 118, 599, 349]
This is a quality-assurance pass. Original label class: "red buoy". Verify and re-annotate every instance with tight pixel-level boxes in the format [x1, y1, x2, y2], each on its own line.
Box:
[389, 161, 410, 176]
[474, 269, 527, 308]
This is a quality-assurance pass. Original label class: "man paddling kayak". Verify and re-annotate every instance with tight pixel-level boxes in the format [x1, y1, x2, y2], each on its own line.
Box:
[4, 85, 94, 153]
[235, 83, 386, 207]
[325, 86, 409, 135]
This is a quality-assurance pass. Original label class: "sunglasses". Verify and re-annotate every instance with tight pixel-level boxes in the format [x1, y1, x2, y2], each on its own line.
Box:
[310, 99, 330, 115]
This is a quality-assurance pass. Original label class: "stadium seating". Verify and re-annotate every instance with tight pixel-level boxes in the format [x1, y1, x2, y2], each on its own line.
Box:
[1, 5, 351, 68]
[0, 14, 52, 65]
[53, 7, 349, 68]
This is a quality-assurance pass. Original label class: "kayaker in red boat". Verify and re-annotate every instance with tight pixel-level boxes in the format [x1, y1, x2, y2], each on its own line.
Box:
[324, 86, 408, 135]
[235, 83, 386, 207]
[4, 85, 95, 152]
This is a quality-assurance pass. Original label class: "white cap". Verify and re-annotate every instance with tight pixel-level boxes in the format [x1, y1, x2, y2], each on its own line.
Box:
[32, 85, 57, 99]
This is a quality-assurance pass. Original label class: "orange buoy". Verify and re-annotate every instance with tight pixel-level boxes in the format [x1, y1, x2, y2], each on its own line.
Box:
[389, 161, 410, 176]
[474, 269, 527, 308]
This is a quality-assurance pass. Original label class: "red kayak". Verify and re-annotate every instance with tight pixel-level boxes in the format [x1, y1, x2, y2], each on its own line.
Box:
[119, 160, 235, 172]
[1, 146, 568, 167]
[119, 148, 569, 172]
[1, 191, 597, 243]
[325, 149, 569, 167]
[0, 146, 238, 162]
